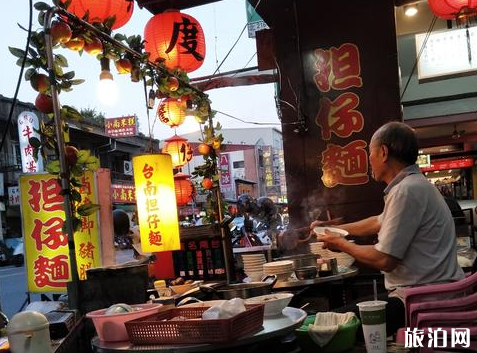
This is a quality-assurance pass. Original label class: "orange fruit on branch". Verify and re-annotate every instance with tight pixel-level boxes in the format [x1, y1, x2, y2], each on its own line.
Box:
[197, 143, 211, 155]
[35, 93, 54, 114]
[115, 58, 132, 74]
[31, 73, 50, 93]
[65, 36, 85, 51]
[51, 21, 72, 44]
[84, 37, 103, 55]
[201, 178, 214, 190]
[65, 146, 79, 166]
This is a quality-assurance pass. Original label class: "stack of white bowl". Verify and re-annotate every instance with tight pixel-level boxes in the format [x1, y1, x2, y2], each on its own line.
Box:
[334, 252, 355, 267]
[310, 242, 355, 267]
[242, 254, 266, 282]
[263, 260, 294, 281]
[309, 242, 332, 259]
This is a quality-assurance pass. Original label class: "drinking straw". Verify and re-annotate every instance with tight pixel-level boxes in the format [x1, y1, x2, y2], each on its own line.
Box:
[373, 279, 378, 302]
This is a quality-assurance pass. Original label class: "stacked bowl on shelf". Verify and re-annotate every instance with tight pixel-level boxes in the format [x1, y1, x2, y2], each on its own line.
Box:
[242, 254, 266, 281]
[262, 260, 294, 281]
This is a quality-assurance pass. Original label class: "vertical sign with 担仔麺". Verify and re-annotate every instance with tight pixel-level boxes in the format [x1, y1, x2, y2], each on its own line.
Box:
[17, 111, 43, 173]
[19, 171, 101, 292]
[267, 0, 401, 225]
[314, 43, 368, 188]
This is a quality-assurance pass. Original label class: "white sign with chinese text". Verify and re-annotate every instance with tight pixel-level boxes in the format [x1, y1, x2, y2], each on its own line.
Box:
[219, 153, 234, 199]
[416, 27, 477, 82]
[17, 111, 43, 173]
[8, 186, 20, 206]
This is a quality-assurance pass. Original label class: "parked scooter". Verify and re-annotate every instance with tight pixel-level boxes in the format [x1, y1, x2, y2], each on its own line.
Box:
[5, 238, 24, 267]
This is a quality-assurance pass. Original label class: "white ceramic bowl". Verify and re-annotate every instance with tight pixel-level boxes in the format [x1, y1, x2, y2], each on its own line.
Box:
[313, 227, 349, 239]
[245, 293, 294, 316]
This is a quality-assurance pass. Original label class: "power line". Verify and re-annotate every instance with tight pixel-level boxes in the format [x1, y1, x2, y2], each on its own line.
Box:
[401, 15, 437, 101]
[215, 110, 298, 126]
[209, 0, 263, 78]
[0, 0, 33, 153]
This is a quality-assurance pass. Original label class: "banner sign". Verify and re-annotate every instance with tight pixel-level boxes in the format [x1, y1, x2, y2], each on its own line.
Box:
[219, 153, 233, 198]
[18, 111, 43, 173]
[8, 186, 20, 206]
[420, 158, 474, 172]
[105, 116, 137, 137]
[111, 184, 136, 203]
[20, 172, 101, 293]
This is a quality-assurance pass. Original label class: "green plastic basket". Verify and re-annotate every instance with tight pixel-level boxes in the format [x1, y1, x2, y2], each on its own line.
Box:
[295, 315, 361, 353]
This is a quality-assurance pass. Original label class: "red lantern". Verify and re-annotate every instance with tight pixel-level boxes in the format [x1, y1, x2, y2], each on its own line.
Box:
[174, 173, 195, 206]
[65, 0, 134, 30]
[162, 134, 193, 168]
[157, 98, 186, 127]
[144, 10, 205, 72]
[428, 0, 477, 20]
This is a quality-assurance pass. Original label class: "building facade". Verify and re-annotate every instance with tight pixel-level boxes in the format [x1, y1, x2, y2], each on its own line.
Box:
[0, 95, 157, 240]
[181, 127, 287, 203]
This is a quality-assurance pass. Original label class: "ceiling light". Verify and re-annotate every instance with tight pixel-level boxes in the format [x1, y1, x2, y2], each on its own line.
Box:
[404, 4, 418, 17]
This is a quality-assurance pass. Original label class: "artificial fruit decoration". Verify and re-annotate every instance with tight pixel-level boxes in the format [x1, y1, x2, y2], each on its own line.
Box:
[84, 37, 103, 55]
[50, 21, 72, 44]
[201, 178, 214, 190]
[167, 76, 180, 91]
[65, 145, 79, 166]
[65, 36, 85, 51]
[30, 73, 50, 93]
[212, 138, 221, 150]
[115, 58, 132, 74]
[35, 93, 54, 114]
[197, 143, 211, 156]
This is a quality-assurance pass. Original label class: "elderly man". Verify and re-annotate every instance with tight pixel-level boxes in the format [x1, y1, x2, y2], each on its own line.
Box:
[313, 121, 464, 336]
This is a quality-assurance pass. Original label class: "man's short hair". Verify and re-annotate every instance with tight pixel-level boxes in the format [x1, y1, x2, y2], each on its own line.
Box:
[372, 121, 418, 165]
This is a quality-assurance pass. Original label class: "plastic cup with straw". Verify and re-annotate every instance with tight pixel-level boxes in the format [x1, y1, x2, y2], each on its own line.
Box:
[356, 279, 388, 353]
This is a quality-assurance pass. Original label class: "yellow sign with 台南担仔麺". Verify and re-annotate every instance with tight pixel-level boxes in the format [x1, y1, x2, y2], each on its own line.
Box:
[133, 154, 180, 253]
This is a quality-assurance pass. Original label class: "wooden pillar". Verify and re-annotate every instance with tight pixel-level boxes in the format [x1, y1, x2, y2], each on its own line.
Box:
[255, 0, 401, 226]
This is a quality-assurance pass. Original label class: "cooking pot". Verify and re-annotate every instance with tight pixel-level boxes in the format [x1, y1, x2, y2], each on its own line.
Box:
[273, 254, 318, 270]
[200, 275, 277, 300]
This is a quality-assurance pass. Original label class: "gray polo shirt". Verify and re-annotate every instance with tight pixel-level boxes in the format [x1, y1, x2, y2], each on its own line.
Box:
[375, 164, 464, 298]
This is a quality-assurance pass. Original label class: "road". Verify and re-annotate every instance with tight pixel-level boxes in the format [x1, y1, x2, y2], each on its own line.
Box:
[0, 249, 134, 320]
[0, 265, 42, 319]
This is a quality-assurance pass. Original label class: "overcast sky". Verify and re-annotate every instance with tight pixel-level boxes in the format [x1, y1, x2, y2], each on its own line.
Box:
[0, 0, 280, 140]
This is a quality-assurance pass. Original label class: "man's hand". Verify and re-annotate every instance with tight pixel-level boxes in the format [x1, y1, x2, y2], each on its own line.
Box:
[317, 229, 347, 251]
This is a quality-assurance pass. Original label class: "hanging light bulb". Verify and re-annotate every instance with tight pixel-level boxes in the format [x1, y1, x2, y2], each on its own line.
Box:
[184, 99, 197, 120]
[147, 88, 156, 109]
[97, 57, 118, 106]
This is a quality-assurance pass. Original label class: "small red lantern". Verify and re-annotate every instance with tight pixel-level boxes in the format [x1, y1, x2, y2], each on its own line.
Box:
[144, 10, 205, 72]
[162, 134, 193, 168]
[174, 173, 195, 206]
[428, 0, 477, 20]
[157, 98, 186, 127]
[65, 0, 134, 30]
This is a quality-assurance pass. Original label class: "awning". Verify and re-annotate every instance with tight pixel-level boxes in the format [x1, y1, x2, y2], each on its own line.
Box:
[191, 67, 277, 92]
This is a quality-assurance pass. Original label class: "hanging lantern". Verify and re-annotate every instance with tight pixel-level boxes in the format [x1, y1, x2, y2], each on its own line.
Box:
[174, 173, 195, 206]
[144, 10, 206, 72]
[65, 0, 134, 30]
[428, 0, 477, 21]
[157, 98, 186, 127]
[162, 134, 193, 168]
[132, 154, 180, 252]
